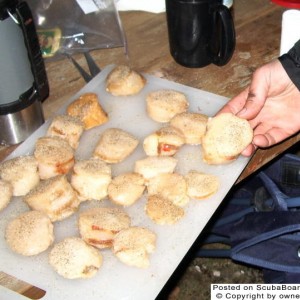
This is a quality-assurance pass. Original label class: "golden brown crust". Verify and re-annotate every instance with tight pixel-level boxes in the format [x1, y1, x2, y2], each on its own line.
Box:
[93, 128, 139, 163]
[201, 113, 253, 164]
[145, 195, 185, 225]
[106, 65, 146, 96]
[49, 237, 102, 279]
[67, 93, 108, 130]
[146, 90, 189, 123]
[5, 210, 54, 256]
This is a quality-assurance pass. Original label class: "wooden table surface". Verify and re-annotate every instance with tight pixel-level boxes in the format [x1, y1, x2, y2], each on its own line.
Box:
[1, 0, 299, 298]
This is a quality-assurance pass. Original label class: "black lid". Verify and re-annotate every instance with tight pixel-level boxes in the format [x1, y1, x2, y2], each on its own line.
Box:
[0, 0, 19, 20]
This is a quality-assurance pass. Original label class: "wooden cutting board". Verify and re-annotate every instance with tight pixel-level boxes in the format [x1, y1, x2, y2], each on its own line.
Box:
[0, 65, 250, 300]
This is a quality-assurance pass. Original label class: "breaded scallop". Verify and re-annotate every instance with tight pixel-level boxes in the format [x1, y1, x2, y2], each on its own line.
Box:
[147, 173, 189, 207]
[34, 136, 75, 180]
[5, 210, 54, 256]
[78, 207, 131, 249]
[93, 128, 139, 163]
[145, 195, 185, 225]
[143, 126, 185, 156]
[146, 90, 189, 123]
[0, 155, 39, 196]
[24, 175, 80, 222]
[201, 113, 253, 164]
[108, 172, 145, 206]
[185, 170, 219, 199]
[67, 93, 108, 130]
[134, 156, 178, 181]
[106, 65, 146, 96]
[0, 179, 12, 212]
[46, 114, 84, 149]
[170, 112, 208, 145]
[71, 158, 112, 202]
[49, 237, 102, 279]
[112, 226, 156, 268]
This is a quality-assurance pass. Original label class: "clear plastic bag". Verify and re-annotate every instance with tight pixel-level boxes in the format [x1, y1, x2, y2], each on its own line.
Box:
[26, 0, 126, 60]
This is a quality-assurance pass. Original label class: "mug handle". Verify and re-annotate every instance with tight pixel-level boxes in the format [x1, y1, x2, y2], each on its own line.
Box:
[211, 5, 236, 66]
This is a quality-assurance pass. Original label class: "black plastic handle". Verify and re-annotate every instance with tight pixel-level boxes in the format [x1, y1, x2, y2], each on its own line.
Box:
[15, 1, 49, 102]
[211, 4, 236, 66]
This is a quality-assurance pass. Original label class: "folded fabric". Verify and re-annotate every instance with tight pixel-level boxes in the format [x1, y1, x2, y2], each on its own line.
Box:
[197, 153, 300, 283]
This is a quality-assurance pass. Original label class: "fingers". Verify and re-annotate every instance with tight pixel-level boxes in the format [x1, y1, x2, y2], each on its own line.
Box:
[236, 68, 269, 120]
[253, 127, 288, 148]
[241, 143, 256, 157]
[217, 88, 249, 116]
[218, 66, 270, 120]
[240, 128, 286, 157]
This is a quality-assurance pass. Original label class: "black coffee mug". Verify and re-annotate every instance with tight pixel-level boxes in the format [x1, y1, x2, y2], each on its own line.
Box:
[165, 0, 235, 68]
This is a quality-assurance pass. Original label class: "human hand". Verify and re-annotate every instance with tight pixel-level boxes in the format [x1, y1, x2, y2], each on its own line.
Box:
[218, 59, 300, 156]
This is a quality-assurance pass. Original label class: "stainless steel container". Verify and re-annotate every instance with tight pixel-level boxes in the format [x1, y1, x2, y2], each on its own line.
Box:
[0, 0, 49, 145]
